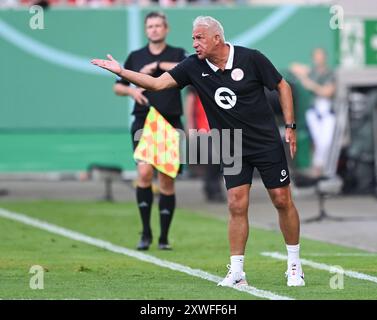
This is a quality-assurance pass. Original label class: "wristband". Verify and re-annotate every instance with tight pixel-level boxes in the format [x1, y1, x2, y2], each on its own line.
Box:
[285, 123, 297, 130]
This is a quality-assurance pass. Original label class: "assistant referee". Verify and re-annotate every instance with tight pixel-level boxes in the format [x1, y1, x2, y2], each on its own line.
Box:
[113, 11, 186, 251]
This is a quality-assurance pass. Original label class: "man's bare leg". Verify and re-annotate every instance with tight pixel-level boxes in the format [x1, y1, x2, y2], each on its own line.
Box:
[227, 184, 251, 255]
[218, 184, 250, 287]
[267, 185, 300, 245]
[268, 185, 305, 286]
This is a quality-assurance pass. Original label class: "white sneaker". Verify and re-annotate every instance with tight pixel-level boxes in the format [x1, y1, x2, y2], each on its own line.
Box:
[217, 264, 248, 287]
[286, 262, 305, 287]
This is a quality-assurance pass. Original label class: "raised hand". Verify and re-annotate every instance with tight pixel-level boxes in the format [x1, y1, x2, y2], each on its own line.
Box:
[289, 63, 309, 78]
[91, 54, 122, 75]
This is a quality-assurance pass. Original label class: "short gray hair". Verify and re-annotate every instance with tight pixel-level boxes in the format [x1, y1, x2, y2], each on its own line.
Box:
[193, 16, 225, 42]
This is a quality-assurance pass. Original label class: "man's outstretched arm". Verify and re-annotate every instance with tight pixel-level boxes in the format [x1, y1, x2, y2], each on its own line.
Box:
[91, 54, 178, 91]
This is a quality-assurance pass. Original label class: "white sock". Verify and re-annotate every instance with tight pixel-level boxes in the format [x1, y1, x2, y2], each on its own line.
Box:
[286, 244, 300, 266]
[230, 255, 244, 273]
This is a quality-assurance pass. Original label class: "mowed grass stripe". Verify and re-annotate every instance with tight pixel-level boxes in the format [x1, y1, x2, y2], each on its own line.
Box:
[0, 208, 293, 300]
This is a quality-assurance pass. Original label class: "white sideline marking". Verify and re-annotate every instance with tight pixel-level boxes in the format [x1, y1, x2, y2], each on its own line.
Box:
[261, 252, 377, 284]
[0, 209, 293, 301]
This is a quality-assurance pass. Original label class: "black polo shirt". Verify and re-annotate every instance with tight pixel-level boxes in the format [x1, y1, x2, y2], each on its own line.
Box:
[168, 44, 283, 157]
[116, 45, 187, 118]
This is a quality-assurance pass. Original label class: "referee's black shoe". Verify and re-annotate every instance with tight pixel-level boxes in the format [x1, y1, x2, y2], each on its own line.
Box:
[137, 234, 152, 251]
[158, 238, 172, 250]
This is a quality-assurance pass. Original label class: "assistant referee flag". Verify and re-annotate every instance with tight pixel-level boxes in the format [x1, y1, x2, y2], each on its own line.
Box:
[134, 107, 180, 178]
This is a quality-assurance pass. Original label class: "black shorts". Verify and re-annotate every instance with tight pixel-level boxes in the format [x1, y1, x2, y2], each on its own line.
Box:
[222, 146, 290, 190]
[131, 116, 184, 173]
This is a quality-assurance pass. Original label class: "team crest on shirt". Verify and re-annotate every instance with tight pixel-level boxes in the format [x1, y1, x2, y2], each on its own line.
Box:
[231, 68, 244, 81]
[214, 87, 237, 109]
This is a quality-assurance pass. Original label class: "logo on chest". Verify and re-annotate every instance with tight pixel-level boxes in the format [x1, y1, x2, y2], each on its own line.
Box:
[214, 87, 237, 109]
[231, 68, 244, 81]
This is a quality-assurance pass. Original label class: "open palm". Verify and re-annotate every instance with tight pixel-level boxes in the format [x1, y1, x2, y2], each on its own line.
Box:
[91, 54, 121, 74]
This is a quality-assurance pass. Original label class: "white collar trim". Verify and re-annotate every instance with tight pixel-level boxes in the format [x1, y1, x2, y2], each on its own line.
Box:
[206, 42, 234, 72]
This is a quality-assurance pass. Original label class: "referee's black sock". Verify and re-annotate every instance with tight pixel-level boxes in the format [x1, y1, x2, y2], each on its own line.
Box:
[136, 186, 153, 239]
[159, 193, 176, 244]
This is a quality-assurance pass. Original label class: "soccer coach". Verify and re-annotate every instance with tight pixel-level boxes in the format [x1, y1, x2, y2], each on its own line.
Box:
[92, 16, 305, 288]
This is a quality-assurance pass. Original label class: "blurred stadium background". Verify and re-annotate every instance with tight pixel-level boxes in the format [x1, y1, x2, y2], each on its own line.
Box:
[0, 0, 377, 300]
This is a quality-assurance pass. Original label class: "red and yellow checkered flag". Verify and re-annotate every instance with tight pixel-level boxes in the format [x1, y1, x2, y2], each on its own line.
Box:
[134, 107, 180, 178]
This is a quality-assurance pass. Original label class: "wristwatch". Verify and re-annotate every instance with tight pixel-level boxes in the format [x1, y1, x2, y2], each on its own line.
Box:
[285, 123, 297, 130]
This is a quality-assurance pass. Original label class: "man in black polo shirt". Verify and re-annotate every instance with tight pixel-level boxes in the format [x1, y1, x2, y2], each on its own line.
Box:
[113, 11, 186, 251]
[92, 16, 305, 287]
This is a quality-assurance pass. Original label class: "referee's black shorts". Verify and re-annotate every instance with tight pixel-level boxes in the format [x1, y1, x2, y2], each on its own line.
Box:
[131, 115, 184, 173]
[222, 145, 290, 190]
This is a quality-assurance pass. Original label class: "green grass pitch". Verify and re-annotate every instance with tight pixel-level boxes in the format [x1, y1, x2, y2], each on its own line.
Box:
[0, 201, 376, 300]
